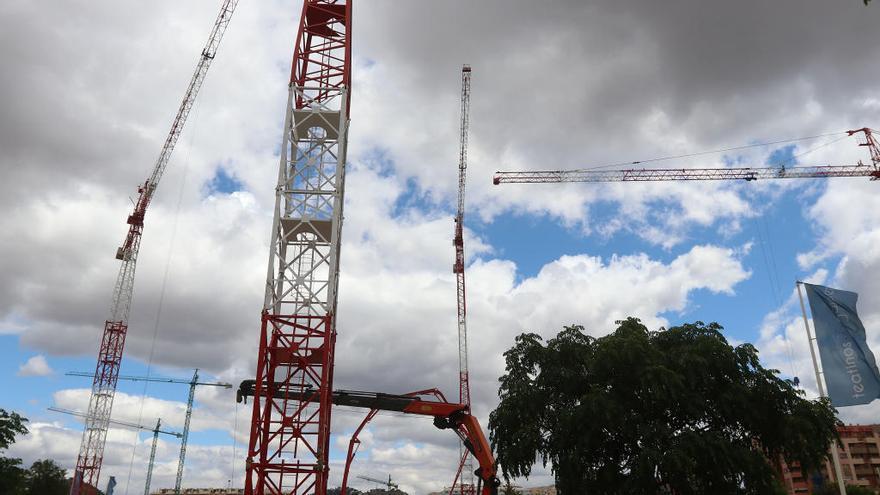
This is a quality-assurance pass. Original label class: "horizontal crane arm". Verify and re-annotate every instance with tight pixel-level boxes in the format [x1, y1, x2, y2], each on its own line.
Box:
[494, 164, 880, 184]
[49, 407, 182, 438]
[66, 371, 232, 388]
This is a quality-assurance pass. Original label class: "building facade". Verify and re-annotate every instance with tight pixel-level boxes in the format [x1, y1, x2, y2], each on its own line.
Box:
[780, 424, 880, 494]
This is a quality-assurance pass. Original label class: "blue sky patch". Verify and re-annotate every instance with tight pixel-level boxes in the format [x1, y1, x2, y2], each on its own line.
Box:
[204, 167, 245, 196]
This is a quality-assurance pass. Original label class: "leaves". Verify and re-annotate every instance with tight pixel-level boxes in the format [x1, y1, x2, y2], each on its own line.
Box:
[25, 459, 68, 495]
[0, 409, 29, 451]
[488, 319, 839, 495]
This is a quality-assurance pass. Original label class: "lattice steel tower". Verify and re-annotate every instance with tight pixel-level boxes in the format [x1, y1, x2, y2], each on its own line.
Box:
[70, 2, 239, 493]
[244, 2, 351, 494]
[450, 65, 477, 495]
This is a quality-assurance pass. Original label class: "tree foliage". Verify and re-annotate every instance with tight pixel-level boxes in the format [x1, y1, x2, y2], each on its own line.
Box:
[0, 409, 30, 495]
[0, 409, 29, 451]
[488, 318, 840, 495]
[25, 459, 68, 495]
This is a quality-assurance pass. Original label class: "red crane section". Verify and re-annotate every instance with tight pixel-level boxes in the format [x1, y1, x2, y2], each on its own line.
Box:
[71, 2, 239, 493]
[452, 65, 477, 495]
[244, 2, 351, 495]
[493, 128, 880, 184]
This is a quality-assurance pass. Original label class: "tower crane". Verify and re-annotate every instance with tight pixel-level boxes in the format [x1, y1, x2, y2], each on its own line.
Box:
[492, 128, 879, 184]
[451, 65, 476, 495]
[356, 474, 398, 491]
[244, 1, 351, 494]
[67, 370, 232, 495]
[49, 407, 182, 495]
[71, 2, 239, 494]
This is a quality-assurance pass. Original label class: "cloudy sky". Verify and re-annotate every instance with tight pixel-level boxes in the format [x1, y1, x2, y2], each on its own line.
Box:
[1, 0, 879, 493]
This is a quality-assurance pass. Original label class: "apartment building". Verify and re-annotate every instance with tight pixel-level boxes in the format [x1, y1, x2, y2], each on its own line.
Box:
[780, 424, 880, 494]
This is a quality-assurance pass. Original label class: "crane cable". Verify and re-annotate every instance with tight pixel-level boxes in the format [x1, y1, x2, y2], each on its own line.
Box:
[747, 132, 853, 384]
[581, 130, 848, 171]
[122, 96, 201, 495]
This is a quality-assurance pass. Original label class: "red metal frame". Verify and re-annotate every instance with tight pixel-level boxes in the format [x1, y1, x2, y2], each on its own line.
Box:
[245, 3, 350, 495]
[339, 389, 462, 495]
[246, 313, 336, 494]
[290, 0, 351, 112]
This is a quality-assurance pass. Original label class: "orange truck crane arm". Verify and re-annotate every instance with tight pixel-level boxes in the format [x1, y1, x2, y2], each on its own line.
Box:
[236, 380, 501, 494]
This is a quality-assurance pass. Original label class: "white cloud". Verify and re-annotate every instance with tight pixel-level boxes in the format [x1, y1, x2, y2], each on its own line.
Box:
[17, 355, 53, 377]
[3, 0, 879, 492]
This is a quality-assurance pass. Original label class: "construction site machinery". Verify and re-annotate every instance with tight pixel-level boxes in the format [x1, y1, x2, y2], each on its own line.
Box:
[237, 381, 501, 495]
[243, 1, 351, 494]
[356, 474, 398, 491]
[492, 128, 880, 184]
[67, 370, 232, 494]
[71, 2, 239, 493]
[49, 407, 182, 495]
[451, 65, 476, 495]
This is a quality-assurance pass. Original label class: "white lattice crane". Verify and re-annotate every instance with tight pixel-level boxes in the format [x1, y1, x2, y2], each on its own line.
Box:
[50, 407, 182, 495]
[71, 2, 239, 494]
[356, 474, 399, 491]
[67, 370, 231, 494]
[493, 128, 879, 184]
[450, 65, 477, 495]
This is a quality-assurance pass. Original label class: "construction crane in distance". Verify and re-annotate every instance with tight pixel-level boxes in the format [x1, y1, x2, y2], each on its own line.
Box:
[493, 128, 879, 184]
[356, 474, 399, 491]
[49, 407, 182, 495]
[71, 2, 239, 494]
[451, 65, 476, 495]
[66, 370, 232, 495]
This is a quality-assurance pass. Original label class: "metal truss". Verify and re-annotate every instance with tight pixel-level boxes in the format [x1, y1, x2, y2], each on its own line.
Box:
[246, 2, 351, 494]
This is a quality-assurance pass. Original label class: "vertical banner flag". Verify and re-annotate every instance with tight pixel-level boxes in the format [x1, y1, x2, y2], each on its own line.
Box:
[804, 283, 880, 406]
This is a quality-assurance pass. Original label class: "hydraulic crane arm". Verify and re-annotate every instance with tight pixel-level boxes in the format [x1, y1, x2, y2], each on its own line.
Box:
[236, 380, 501, 494]
[493, 128, 880, 184]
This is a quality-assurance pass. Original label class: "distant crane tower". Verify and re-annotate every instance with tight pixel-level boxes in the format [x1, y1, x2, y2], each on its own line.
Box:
[70, 2, 239, 494]
[243, 1, 351, 494]
[66, 370, 231, 495]
[49, 407, 182, 495]
[493, 128, 879, 184]
[356, 474, 398, 491]
[451, 65, 476, 495]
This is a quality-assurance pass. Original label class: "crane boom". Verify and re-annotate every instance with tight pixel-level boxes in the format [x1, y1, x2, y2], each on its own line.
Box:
[493, 128, 880, 184]
[356, 474, 398, 489]
[66, 371, 232, 388]
[49, 407, 181, 437]
[237, 381, 500, 495]
[452, 65, 476, 495]
[72, 2, 239, 494]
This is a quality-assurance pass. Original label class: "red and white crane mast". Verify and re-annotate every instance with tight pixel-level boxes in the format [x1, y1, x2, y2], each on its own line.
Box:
[244, 2, 351, 494]
[71, 2, 239, 494]
[451, 65, 477, 495]
[493, 128, 880, 184]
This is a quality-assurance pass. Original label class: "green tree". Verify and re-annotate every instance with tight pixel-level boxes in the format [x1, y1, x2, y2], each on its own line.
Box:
[0, 409, 30, 495]
[25, 459, 68, 495]
[0, 409, 28, 450]
[488, 318, 840, 495]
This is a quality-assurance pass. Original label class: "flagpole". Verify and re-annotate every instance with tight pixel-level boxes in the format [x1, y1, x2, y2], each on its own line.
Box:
[797, 281, 847, 495]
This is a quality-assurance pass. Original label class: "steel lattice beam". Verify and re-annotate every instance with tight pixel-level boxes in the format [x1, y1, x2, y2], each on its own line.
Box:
[245, 2, 351, 494]
[493, 128, 880, 185]
[70, 3, 239, 493]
